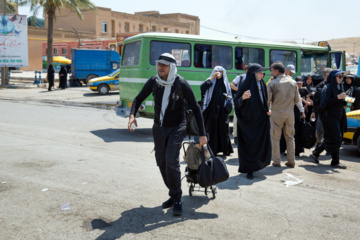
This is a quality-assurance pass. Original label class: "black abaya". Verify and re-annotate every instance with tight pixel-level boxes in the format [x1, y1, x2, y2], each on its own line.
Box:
[320, 74, 347, 156]
[201, 78, 233, 156]
[234, 64, 271, 173]
[59, 66, 68, 89]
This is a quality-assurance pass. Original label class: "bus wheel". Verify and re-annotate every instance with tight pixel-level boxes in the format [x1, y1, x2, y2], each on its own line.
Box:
[86, 74, 97, 85]
[98, 84, 110, 95]
[357, 136, 360, 155]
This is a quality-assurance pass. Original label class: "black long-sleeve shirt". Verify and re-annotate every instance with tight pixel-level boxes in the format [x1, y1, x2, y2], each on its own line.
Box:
[130, 75, 206, 136]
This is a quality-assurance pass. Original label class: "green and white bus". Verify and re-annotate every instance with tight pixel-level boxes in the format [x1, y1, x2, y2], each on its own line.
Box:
[116, 32, 345, 119]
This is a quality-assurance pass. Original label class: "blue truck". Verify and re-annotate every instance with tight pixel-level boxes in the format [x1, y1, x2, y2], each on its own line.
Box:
[71, 49, 121, 84]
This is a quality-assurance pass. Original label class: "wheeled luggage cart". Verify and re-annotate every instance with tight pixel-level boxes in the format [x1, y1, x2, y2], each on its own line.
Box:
[182, 141, 217, 199]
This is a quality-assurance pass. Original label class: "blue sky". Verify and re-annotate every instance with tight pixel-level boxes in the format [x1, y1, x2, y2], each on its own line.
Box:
[18, 0, 360, 43]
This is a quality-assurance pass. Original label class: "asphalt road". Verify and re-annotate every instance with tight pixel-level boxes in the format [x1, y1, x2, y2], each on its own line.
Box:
[0, 90, 360, 240]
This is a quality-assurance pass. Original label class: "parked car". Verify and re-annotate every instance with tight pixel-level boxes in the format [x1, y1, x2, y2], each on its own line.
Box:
[87, 69, 120, 95]
[343, 109, 360, 154]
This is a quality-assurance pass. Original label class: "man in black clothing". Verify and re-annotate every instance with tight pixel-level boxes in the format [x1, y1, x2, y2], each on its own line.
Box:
[128, 53, 207, 217]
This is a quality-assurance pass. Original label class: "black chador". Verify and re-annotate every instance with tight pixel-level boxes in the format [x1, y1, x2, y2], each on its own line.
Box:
[318, 70, 347, 165]
[201, 66, 233, 156]
[234, 64, 271, 174]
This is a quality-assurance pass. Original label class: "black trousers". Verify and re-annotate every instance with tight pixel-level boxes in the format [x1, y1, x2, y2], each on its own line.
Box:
[152, 123, 186, 202]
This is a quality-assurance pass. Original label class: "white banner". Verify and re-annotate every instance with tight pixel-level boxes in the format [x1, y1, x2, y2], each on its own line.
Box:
[0, 14, 29, 67]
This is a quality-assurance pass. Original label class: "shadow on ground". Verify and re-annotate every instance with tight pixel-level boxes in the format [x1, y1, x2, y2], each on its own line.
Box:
[90, 128, 153, 143]
[86, 196, 218, 239]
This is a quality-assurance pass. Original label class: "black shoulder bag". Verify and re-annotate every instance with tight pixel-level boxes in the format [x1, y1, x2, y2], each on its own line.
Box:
[197, 145, 229, 187]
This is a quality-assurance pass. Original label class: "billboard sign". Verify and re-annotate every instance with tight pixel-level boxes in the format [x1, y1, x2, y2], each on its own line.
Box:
[0, 14, 29, 67]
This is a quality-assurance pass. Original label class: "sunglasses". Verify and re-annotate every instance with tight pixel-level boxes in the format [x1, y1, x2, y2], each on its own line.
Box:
[336, 75, 343, 78]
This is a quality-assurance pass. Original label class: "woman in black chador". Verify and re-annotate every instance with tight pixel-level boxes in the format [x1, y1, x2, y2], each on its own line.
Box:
[201, 66, 233, 156]
[59, 65, 68, 89]
[47, 64, 55, 91]
[312, 70, 347, 169]
[234, 64, 271, 179]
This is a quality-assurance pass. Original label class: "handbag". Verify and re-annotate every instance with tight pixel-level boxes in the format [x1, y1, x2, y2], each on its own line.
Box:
[301, 119, 316, 149]
[197, 145, 229, 187]
[224, 98, 233, 114]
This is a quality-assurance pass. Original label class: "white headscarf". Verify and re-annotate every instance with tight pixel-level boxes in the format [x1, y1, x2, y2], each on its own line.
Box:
[155, 61, 178, 125]
[202, 66, 231, 111]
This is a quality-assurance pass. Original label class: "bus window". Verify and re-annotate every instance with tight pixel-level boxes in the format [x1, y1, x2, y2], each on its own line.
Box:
[121, 41, 141, 66]
[330, 52, 344, 70]
[194, 44, 232, 69]
[301, 53, 327, 75]
[150, 41, 191, 67]
[270, 50, 297, 71]
[235, 47, 264, 70]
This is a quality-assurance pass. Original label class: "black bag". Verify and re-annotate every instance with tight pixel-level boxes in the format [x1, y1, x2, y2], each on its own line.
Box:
[224, 99, 233, 114]
[301, 119, 317, 149]
[197, 145, 229, 187]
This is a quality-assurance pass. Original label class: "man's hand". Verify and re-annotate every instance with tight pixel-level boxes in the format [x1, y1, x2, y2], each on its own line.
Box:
[301, 112, 306, 119]
[267, 110, 271, 116]
[128, 114, 137, 132]
[199, 136, 208, 147]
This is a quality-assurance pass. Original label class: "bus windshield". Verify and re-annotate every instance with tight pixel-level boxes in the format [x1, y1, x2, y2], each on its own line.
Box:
[301, 53, 327, 75]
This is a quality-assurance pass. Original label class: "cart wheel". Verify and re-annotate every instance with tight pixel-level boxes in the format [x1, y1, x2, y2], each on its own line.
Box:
[189, 185, 194, 196]
[204, 187, 208, 195]
[212, 186, 217, 199]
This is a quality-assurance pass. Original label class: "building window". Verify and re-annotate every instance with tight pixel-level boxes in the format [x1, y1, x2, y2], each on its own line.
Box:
[164, 27, 168, 32]
[175, 29, 179, 33]
[125, 22, 130, 32]
[186, 31, 189, 34]
[54, 48, 59, 54]
[62, 48, 67, 54]
[152, 25, 156, 32]
[138, 24, 143, 32]
[102, 21, 108, 33]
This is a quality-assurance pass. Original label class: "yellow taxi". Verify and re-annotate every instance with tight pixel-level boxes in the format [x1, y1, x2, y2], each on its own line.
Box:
[87, 69, 119, 95]
[343, 109, 360, 154]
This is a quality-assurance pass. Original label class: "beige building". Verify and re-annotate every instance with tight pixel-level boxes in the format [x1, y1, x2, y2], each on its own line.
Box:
[47, 8, 200, 38]
[25, 7, 200, 70]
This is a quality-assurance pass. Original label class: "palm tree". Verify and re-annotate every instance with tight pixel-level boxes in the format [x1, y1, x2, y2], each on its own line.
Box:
[0, 1, 19, 14]
[29, 0, 96, 65]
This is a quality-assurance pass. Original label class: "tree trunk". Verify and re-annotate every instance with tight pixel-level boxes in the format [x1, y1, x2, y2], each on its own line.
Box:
[47, 9, 55, 66]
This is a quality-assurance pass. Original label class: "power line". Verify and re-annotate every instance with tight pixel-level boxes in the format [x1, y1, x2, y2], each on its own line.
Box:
[200, 25, 317, 43]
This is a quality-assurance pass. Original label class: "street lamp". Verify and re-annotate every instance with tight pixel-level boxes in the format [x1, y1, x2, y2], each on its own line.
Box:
[72, 27, 81, 48]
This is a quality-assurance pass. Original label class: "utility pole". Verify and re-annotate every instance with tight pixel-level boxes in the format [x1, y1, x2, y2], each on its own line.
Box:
[1, 0, 9, 85]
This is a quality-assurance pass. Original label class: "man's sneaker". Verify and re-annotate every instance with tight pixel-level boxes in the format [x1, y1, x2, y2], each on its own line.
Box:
[162, 198, 173, 209]
[172, 201, 182, 216]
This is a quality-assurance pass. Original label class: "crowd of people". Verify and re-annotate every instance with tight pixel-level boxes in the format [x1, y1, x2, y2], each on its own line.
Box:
[128, 52, 357, 217]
